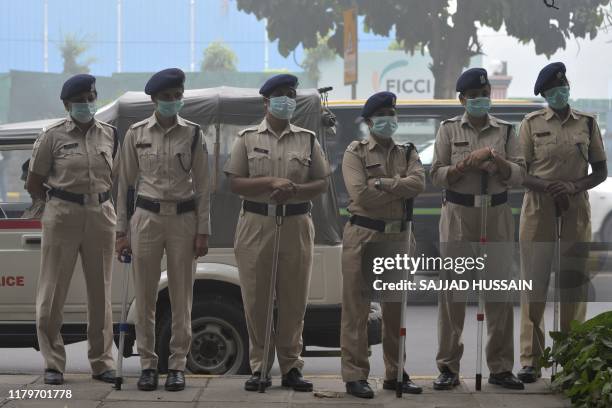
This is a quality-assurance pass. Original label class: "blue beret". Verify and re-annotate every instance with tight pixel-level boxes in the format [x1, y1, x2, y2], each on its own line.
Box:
[361, 91, 397, 118]
[259, 74, 299, 97]
[60, 74, 96, 100]
[456, 68, 489, 93]
[534, 62, 566, 96]
[145, 68, 185, 96]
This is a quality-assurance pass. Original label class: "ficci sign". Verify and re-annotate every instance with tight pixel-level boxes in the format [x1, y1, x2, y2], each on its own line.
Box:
[318, 50, 482, 100]
[372, 60, 432, 96]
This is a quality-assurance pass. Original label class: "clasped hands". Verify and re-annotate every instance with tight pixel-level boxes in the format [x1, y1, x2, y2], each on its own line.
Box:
[456, 147, 509, 177]
[269, 177, 298, 204]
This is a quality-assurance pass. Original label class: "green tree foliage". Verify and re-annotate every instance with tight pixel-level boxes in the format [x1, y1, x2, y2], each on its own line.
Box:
[201, 41, 238, 72]
[59, 34, 95, 75]
[302, 35, 337, 82]
[236, 0, 611, 98]
[387, 39, 406, 51]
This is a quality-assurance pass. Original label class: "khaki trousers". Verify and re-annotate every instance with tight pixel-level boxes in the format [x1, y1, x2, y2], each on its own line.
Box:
[234, 211, 314, 375]
[436, 202, 515, 375]
[130, 207, 196, 371]
[340, 221, 414, 382]
[519, 191, 589, 367]
[36, 198, 116, 375]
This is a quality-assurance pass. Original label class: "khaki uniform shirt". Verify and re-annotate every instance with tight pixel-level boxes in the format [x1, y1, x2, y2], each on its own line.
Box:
[223, 118, 331, 204]
[342, 136, 425, 220]
[519, 106, 606, 182]
[116, 114, 210, 234]
[29, 116, 118, 194]
[430, 113, 525, 194]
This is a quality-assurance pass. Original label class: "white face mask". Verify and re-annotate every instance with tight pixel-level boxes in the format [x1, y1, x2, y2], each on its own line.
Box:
[268, 96, 297, 120]
[370, 116, 398, 138]
[70, 102, 97, 123]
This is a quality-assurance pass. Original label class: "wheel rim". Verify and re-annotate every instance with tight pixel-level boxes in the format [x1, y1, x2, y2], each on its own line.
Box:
[187, 316, 244, 375]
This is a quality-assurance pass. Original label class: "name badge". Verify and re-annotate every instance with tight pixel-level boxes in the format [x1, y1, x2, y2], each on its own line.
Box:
[136, 143, 152, 148]
[62, 143, 78, 150]
[453, 141, 469, 147]
[534, 131, 551, 137]
[254, 147, 269, 154]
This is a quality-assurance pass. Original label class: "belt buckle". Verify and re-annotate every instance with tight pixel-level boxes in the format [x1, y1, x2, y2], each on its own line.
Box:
[159, 201, 176, 215]
[267, 204, 278, 217]
[82, 193, 97, 206]
[384, 220, 402, 234]
[475, 194, 491, 208]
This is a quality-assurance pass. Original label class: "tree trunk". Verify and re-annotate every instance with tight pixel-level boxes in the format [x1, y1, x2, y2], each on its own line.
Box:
[428, 1, 479, 99]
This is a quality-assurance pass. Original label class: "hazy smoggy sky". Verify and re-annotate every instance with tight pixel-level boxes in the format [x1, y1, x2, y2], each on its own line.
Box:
[479, 25, 612, 99]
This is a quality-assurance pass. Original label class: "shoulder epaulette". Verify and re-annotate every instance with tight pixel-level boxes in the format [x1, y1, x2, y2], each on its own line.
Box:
[41, 118, 67, 134]
[440, 116, 461, 125]
[524, 109, 547, 121]
[238, 126, 258, 137]
[290, 124, 316, 136]
[346, 140, 364, 152]
[572, 109, 596, 119]
[130, 118, 149, 129]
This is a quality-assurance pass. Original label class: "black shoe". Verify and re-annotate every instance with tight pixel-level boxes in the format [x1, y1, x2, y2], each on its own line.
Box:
[488, 371, 525, 390]
[346, 380, 374, 399]
[433, 370, 460, 390]
[244, 372, 271, 392]
[517, 366, 541, 383]
[92, 369, 116, 384]
[165, 370, 185, 392]
[281, 368, 313, 392]
[383, 372, 423, 394]
[137, 369, 159, 391]
[44, 369, 63, 385]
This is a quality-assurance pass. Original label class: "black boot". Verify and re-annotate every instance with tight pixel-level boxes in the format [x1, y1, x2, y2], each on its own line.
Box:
[165, 370, 185, 391]
[383, 372, 423, 394]
[517, 366, 541, 383]
[433, 370, 460, 390]
[137, 369, 159, 391]
[44, 369, 64, 385]
[244, 372, 271, 392]
[346, 380, 374, 399]
[488, 371, 525, 390]
[281, 368, 313, 392]
[92, 370, 116, 384]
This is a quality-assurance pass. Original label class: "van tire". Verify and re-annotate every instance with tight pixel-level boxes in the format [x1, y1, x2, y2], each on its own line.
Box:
[156, 297, 250, 375]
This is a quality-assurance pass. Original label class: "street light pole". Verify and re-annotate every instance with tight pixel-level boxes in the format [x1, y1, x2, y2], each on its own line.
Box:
[43, 0, 48, 73]
[116, 0, 123, 73]
[190, 0, 196, 71]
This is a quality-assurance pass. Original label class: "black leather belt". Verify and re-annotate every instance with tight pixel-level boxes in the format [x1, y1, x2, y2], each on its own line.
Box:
[349, 215, 407, 233]
[49, 188, 111, 205]
[136, 195, 195, 214]
[243, 200, 311, 217]
[444, 189, 508, 207]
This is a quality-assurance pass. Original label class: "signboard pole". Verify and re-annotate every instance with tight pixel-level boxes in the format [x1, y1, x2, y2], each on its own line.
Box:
[343, 7, 358, 99]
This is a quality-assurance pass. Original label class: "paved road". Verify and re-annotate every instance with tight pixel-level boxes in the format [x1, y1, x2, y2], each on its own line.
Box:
[1, 303, 609, 379]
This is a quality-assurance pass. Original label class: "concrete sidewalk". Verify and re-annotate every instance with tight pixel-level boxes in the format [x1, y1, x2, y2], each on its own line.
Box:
[0, 374, 571, 408]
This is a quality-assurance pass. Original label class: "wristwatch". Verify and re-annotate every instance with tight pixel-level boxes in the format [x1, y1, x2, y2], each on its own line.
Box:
[374, 178, 382, 189]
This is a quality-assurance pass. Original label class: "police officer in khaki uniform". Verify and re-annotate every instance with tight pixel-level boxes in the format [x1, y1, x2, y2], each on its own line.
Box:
[517, 62, 607, 383]
[341, 92, 425, 399]
[115, 68, 210, 392]
[224, 74, 330, 392]
[430, 68, 525, 390]
[27, 74, 118, 385]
